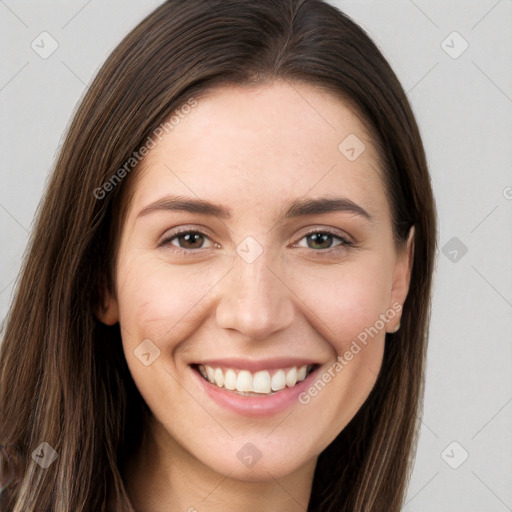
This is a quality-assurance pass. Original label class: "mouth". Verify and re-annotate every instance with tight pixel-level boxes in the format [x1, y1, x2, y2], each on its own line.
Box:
[191, 363, 318, 397]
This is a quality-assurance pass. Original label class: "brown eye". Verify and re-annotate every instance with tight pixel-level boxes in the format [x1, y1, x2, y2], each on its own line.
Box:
[160, 230, 213, 253]
[173, 232, 206, 249]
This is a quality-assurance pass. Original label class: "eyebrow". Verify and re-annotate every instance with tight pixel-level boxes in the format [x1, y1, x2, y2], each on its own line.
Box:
[137, 194, 374, 221]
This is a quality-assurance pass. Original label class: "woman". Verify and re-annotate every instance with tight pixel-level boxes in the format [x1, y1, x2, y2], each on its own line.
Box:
[0, 0, 437, 510]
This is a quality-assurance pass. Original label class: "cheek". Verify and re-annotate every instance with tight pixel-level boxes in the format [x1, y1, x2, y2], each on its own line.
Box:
[293, 265, 389, 434]
[290, 253, 393, 352]
[289, 253, 391, 419]
[116, 256, 216, 346]
[117, 248, 393, 357]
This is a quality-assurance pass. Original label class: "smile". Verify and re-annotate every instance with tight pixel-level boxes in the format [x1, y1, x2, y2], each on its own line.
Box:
[194, 364, 316, 396]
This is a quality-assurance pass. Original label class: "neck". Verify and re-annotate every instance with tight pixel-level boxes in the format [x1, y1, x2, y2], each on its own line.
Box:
[122, 417, 316, 512]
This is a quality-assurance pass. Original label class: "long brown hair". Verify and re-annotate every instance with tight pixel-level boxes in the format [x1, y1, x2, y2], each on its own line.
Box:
[0, 1, 437, 510]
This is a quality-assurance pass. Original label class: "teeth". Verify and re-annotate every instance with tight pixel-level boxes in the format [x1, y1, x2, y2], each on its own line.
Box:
[224, 369, 237, 390]
[253, 371, 271, 394]
[196, 364, 312, 395]
[296, 365, 307, 381]
[286, 367, 297, 387]
[236, 370, 253, 392]
[206, 365, 215, 383]
[214, 368, 224, 387]
[271, 369, 286, 391]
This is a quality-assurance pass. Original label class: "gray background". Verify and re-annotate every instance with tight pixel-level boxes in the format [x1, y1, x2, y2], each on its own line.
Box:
[1, 0, 511, 510]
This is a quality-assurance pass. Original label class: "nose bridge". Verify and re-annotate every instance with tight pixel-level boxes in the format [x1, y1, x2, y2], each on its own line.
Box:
[215, 245, 294, 339]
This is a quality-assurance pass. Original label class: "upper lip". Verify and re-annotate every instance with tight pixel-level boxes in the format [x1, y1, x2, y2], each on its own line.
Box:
[191, 358, 320, 372]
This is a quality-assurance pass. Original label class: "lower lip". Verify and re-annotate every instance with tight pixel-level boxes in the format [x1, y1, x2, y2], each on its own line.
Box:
[191, 365, 320, 418]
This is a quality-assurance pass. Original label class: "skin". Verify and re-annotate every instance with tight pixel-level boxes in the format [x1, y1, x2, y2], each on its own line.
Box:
[98, 81, 414, 512]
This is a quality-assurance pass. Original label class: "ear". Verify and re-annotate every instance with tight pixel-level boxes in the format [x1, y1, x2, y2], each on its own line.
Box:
[388, 226, 415, 326]
[95, 284, 119, 326]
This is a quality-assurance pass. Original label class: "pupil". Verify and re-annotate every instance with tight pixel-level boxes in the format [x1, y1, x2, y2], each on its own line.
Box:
[310, 233, 330, 249]
[183, 233, 201, 248]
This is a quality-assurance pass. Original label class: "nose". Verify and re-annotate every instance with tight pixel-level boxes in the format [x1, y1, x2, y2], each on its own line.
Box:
[215, 250, 295, 340]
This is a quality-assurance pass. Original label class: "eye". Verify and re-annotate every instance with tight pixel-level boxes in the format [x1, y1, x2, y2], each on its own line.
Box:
[160, 229, 214, 253]
[295, 230, 354, 252]
[159, 228, 354, 256]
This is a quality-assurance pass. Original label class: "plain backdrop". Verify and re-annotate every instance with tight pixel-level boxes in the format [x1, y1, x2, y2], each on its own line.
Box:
[0, 1, 511, 510]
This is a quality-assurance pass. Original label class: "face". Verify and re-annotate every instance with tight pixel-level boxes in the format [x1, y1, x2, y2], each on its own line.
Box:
[100, 81, 413, 482]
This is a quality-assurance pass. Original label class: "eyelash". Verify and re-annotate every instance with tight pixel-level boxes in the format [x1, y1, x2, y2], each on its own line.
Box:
[159, 228, 354, 257]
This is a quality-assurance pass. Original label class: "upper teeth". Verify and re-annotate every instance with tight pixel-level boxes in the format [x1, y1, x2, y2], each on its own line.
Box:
[197, 364, 310, 395]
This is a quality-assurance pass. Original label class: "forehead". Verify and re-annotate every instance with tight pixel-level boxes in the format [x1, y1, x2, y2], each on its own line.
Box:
[129, 81, 389, 224]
